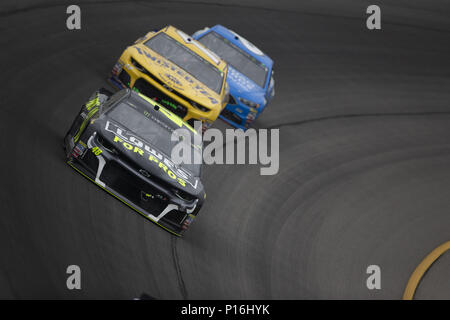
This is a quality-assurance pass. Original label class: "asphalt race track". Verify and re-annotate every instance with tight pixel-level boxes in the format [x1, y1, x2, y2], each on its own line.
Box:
[1, 1, 450, 299]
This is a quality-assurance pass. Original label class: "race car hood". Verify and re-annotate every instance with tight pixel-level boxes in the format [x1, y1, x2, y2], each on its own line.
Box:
[93, 118, 204, 196]
[131, 44, 223, 110]
[227, 66, 266, 105]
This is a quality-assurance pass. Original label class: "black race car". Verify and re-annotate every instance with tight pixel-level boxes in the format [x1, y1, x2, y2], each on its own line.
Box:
[63, 88, 205, 236]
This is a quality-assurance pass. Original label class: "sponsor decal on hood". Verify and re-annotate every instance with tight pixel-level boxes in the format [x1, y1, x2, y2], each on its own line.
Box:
[104, 121, 199, 190]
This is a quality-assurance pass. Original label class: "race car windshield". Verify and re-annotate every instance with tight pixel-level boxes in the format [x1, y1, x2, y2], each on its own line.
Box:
[197, 31, 268, 88]
[108, 102, 202, 176]
[144, 33, 224, 94]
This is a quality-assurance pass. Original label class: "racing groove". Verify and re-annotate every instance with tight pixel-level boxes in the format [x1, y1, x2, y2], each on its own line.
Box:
[0, 1, 450, 299]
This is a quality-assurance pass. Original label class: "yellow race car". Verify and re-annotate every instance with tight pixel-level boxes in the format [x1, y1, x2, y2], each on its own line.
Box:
[110, 25, 229, 127]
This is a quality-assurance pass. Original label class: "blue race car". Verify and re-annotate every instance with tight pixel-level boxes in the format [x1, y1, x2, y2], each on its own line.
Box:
[192, 25, 275, 130]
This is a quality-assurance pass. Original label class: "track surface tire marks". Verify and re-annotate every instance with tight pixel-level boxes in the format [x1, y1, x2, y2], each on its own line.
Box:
[0, 1, 449, 299]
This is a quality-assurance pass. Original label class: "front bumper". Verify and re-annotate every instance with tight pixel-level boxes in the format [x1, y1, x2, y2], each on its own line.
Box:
[66, 133, 200, 236]
[219, 101, 263, 130]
